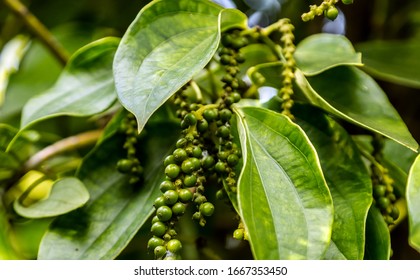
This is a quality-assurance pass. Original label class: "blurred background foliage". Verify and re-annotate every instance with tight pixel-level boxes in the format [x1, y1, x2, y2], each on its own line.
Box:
[1, 0, 420, 259]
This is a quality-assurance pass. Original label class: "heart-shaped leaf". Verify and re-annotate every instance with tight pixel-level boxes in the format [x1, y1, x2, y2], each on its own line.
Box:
[294, 33, 362, 76]
[14, 177, 89, 219]
[406, 155, 420, 253]
[295, 66, 418, 151]
[21, 37, 119, 129]
[234, 105, 333, 259]
[113, 0, 246, 133]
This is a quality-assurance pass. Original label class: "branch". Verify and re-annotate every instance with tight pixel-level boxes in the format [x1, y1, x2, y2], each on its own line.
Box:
[3, 0, 70, 65]
[24, 129, 103, 171]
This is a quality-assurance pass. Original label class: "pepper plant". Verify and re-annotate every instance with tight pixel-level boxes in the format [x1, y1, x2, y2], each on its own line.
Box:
[1, 0, 420, 260]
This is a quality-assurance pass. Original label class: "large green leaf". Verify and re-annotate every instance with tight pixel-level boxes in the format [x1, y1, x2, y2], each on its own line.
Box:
[294, 105, 372, 260]
[364, 206, 391, 260]
[14, 177, 90, 219]
[407, 155, 420, 252]
[294, 33, 362, 76]
[21, 37, 119, 129]
[234, 105, 333, 259]
[295, 66, 418, 151]
[38, 120, 179, 259]
[113, 0, 246, 133]
[356, 40, 420, 89]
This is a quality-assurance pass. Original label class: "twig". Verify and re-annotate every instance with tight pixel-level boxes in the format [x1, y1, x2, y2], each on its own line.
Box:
[3, 0, 70, 65]
[24, 129, 103, 171]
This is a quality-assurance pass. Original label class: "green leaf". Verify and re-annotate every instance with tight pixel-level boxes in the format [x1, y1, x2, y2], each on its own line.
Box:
[407, 155, 420, 253]
[294, 104, 372, 260]
[21, 37, 119, 129]
[356, 40, 420, 88]
[295, 66, 418, 151]
[38, 121, 179, 259]
[13, 177, 90, 219]
[113, 0, 237, 132]
[234, 106, 333, 259]
[294, 33, 362, 76]
[364, 206, 391, 260]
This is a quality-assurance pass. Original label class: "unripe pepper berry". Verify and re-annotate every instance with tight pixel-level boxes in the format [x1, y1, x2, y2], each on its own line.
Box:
[178, 189, 193, 203]
[200, 202, 215, 217]
[165, 164, 180, 179]
[166, 239, 182, 254]
[147, 236, 165, 251]
[151, 221, 167, 237]
[342, 0, 353, 4]
[116, 159, 133, 173]
[172, 202, 186, 216]
[173, 148, 188, 163]
[163, 190, 179, 205]
[160, 180, 176, 192]
[156, 205, 173, 222]
[325, 6, 339, 20]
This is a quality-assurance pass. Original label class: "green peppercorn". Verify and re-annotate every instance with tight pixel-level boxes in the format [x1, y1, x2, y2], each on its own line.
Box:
[154, 245, 166, 259]
[192, 146, 202, 158]
[220, 54, 232, 65]
[154, 196, 166, 209]
[164, 155, 175, 167]
[165, 164, 180, 179]
[201, 155, 215, 169]
[151, 215, 160, 224]
[218, 151, 229, 161]
[178, 189, 193, 203]
[183, 174, 197, 187]
[172, 202, 186, 216]
[197, 119, 209, 132]
[390, 205, 400, 220]
[219, 109, 232, 122]
[173, 148, 188, 163]
[156, 206, 173, 222]
[163, 190, 179, 205]
[166, 239, 182, 254]
[342, 0, 353, 4]
[233, 229, 244, 240]
[232, 92, 241, 103]
[325, 6, 339, 20]
[181, 159, 195, 174]
[203, 109, 218, 122]
[215, 161, 226, 173]
[176, 138, 188, 148]
[373, 184, 386, 198]
[151, 221, 167, 237]
[184, 113, 197, 126]
[160, 180, 176, 192]
[216, 126, 231, 139]
[116, 159, 134, 173]
[200, 202, 215, 217]
[227, 154, 239, 167]
[190, 157, 201, 171]
[377, 197, 391, 209]
[147, 236, 165, 251]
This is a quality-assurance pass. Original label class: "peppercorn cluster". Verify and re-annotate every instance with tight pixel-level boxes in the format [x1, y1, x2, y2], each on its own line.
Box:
[278, 19, 296, 119]
[146, 29, 248, 260]
[301, 0, 353, 22]
[116, 113, 144, 185]
[370, 136, 400, 226]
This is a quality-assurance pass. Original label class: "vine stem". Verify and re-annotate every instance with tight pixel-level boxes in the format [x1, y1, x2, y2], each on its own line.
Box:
[3, 0, 70, 65]
[24, 129, 103, 171]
